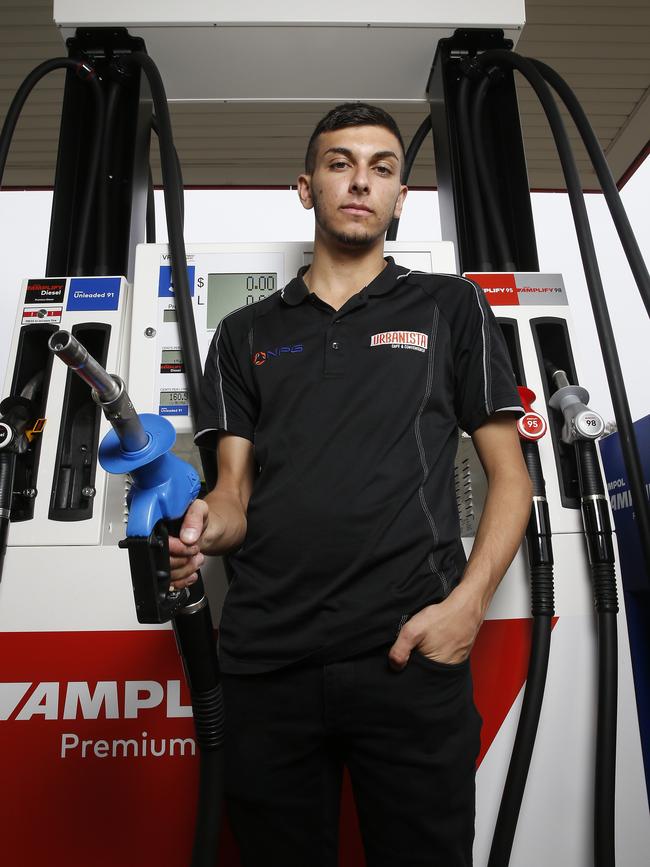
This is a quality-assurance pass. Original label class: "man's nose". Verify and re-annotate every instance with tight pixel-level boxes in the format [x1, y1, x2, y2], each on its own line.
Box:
[350, 165, 370, 193]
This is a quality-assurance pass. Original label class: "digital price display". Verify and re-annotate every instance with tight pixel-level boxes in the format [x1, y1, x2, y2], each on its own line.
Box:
[159, 389, 188, 417]
[160, 349, 184, 374]
[163, 308, 177, 323]
[207, 273, 277, 330]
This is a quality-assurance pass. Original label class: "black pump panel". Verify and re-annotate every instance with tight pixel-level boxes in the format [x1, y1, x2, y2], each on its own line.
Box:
[49, 323, 111, 521]
[8, 323, 58, 522]
[530, 317, 580, 509]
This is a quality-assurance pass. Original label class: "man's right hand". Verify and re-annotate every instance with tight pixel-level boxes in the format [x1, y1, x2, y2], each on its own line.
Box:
[168, 433, 254, 589]
[169, 499, 211, 589]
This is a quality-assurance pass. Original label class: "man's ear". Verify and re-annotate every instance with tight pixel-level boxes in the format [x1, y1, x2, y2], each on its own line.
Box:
[392, 184, 408, 219]
[297, 173, 314, 210]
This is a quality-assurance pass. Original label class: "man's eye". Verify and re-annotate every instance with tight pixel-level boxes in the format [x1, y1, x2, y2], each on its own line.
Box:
[330, 161, 349, 169]
[375, 165, 392, 175]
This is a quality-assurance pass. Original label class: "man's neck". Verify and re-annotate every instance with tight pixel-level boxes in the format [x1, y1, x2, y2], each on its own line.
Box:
[303, 235, 387, 311]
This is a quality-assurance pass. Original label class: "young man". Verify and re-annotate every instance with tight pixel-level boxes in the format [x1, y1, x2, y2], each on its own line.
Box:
[170, 103, 532, 867]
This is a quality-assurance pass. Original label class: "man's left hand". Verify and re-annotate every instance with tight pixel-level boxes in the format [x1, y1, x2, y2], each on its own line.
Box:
[387, 589, 485, 671]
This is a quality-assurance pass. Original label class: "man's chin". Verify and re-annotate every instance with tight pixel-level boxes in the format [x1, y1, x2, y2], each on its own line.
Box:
[331, 229, 382, 248]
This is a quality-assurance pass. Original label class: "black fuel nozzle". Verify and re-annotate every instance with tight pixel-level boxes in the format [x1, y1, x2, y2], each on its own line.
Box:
[516, 386, 555, 617]
[0, 380, 47, 579]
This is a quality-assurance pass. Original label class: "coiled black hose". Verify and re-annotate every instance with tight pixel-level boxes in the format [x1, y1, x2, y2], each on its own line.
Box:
[151, 114, 185, 231]
[575, 439, 618, 867]
[386, 113, 432, 240]
[0, 57, 104, 276]
[545, 361, 619, 867]
[116, 52, 222, 867]
[530, 60, 650, 320]
[146, 166, 156, 243]
[116, 55, 201, 472]
[0, 451, 16, 580]
[173, 591, 225, 865]
[489, 438, 554, 867]
[475, 48, 650, 589]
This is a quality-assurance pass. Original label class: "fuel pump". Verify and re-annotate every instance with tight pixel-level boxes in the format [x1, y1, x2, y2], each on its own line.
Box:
[2, 9, 650, 866]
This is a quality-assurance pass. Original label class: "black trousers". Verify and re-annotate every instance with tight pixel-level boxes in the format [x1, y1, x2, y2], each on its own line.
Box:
[221, 641, 482, 867]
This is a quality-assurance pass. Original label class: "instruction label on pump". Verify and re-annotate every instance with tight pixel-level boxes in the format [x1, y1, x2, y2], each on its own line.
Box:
[22, 306, 62, 324]
[66, 277, 121, 311]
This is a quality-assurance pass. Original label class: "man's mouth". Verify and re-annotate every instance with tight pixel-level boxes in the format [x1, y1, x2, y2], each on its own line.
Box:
[341, 203, 373, 215]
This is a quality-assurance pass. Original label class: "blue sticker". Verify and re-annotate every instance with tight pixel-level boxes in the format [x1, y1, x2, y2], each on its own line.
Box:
[158, 265, 195, 298]
[159, 404, 189, 416]
[67, 278, 121, 311]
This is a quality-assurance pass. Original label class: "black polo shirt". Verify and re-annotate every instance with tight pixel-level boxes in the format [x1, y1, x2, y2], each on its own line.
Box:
[195, 258, 523, 674]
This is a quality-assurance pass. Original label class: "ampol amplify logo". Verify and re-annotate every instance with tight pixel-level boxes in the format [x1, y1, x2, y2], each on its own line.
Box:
[1, 679, 196, 760]
[253, 344, 303, 365]
[465, 272, 518, 306]
[370, 331, 428, 352]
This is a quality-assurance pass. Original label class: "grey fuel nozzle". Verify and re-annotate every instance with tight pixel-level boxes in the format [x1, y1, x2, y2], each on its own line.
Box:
[547, 367, 605, 443]
[49, 330, 148, 454]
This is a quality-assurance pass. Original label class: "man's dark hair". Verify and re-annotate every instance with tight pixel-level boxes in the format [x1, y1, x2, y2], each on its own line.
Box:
[304, 102, 405, 177]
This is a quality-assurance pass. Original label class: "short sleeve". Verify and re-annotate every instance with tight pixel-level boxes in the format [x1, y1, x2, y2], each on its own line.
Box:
[194, 314, 258, 448]
[453, 281, 524, 434]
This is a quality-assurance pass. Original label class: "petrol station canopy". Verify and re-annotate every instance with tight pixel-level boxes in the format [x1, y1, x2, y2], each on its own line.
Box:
[0, 0, 648, 190]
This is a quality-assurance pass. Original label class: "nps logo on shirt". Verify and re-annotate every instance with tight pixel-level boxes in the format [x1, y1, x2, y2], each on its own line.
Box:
[370, 331, 428, 352]
[253, 345, 304, 365]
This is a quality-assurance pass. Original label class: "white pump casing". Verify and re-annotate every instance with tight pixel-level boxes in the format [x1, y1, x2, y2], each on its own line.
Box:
[53, 1, 525, 101]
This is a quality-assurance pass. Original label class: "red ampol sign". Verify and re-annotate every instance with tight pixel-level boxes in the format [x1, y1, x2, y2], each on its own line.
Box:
[0, 623, 541, 865]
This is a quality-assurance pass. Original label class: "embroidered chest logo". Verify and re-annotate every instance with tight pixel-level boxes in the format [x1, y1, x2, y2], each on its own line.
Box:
[252, 344, 304, 365]
[370, 331, 428, 352]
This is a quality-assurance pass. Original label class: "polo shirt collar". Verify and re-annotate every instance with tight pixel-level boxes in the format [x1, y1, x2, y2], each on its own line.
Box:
[280, 257, 410, 306]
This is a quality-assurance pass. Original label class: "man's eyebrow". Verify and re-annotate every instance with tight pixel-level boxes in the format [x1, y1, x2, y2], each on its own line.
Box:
[322, 147, 400, 162]
[372, 150, 400, 162]
[323, 147, 354, 159]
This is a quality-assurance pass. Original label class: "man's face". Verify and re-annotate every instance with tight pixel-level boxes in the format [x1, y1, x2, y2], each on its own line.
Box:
[298, 125, 407, 248]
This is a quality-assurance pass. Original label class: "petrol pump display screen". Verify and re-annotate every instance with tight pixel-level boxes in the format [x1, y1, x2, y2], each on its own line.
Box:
[207, 273, 277, 329]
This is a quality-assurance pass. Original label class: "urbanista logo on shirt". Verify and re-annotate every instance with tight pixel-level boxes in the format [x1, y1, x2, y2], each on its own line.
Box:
[370, 331, 428, 352]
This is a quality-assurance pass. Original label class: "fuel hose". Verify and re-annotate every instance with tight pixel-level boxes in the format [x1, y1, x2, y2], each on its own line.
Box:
[151, 114, 185, 231]
[488, 389, 554, 867]
[49, 328, 224, 867]
[530, 60, 650, 320]
[386, 113, 432, 240]
[547, 364, 618, 867]
[0, 57, 104, 276]
[113, 51, 223, 866]
[473, 48, 650, 586]
[146, 165, 156, 243]
[0, 450, 16, 579]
